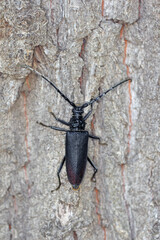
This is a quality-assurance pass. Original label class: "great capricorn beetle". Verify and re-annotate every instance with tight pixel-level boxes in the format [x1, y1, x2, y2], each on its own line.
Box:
[25, 65, 131, 190]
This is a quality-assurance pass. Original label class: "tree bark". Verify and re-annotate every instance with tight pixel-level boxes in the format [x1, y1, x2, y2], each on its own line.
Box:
[0, 0, 159, 239]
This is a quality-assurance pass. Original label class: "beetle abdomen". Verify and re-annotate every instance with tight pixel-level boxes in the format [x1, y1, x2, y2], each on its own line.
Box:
[66, 131, 88, 188]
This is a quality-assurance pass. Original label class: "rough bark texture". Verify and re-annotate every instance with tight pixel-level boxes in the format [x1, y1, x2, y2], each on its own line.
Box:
[0, 0, 159, 240]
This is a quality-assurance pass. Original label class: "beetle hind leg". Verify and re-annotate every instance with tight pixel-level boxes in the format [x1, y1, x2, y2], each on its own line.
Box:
[87, 157, 98, 182]
[51, 157, 65, 191]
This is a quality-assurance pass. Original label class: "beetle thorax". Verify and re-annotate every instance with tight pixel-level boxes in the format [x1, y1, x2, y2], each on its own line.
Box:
[70, 107, 85, 131]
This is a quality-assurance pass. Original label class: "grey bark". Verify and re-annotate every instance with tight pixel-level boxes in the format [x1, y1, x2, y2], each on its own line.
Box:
[0, 0, 159, 240]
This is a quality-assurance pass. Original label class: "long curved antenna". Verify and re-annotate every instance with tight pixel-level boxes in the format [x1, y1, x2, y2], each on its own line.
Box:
[24, 65, 76, 108]
[81, 78, 131, 108]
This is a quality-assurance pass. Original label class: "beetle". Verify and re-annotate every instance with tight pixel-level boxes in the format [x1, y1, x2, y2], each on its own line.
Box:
[25, 65, 131, 190]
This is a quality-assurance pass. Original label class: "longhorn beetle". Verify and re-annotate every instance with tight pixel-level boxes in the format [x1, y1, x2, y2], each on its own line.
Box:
[25, 65, 131, 190]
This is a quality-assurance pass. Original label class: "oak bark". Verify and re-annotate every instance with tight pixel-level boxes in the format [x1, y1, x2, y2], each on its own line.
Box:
[0, 1, 159, 239]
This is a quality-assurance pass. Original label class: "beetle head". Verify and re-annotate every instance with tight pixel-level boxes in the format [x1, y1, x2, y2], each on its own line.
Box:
[72, 106, 84, 115]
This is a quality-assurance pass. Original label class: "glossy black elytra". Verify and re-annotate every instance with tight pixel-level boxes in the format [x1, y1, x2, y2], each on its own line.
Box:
[25, 65, 131, 190]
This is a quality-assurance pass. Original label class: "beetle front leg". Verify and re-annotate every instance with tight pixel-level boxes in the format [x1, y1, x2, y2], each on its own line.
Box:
[84, 102, 93, 120]
[87, 157, 98, 182]
[48, 107, 70, 126]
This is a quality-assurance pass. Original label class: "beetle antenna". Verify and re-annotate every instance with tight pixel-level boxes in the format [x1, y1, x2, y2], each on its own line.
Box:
[81, 78, 132, 108]
[24, 65, 76, 108]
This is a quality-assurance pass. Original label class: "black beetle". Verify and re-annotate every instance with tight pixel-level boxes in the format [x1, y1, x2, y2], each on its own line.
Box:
[25, 65, 131, 190]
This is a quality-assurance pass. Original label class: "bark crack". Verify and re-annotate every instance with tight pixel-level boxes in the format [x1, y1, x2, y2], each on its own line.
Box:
[78, 36, 88, 96]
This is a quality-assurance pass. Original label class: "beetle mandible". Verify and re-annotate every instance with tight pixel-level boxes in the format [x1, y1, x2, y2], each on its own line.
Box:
[25, 65, 131, 190]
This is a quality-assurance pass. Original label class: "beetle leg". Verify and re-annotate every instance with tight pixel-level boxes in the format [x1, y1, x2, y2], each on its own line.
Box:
[83, 102, 93, 120]
[49, 110, 70, 126]
[37, 121, 69, 132]
[87, 157, 98, 182]
[54, 157, 66, 190]
[89, 134, 100, 140]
